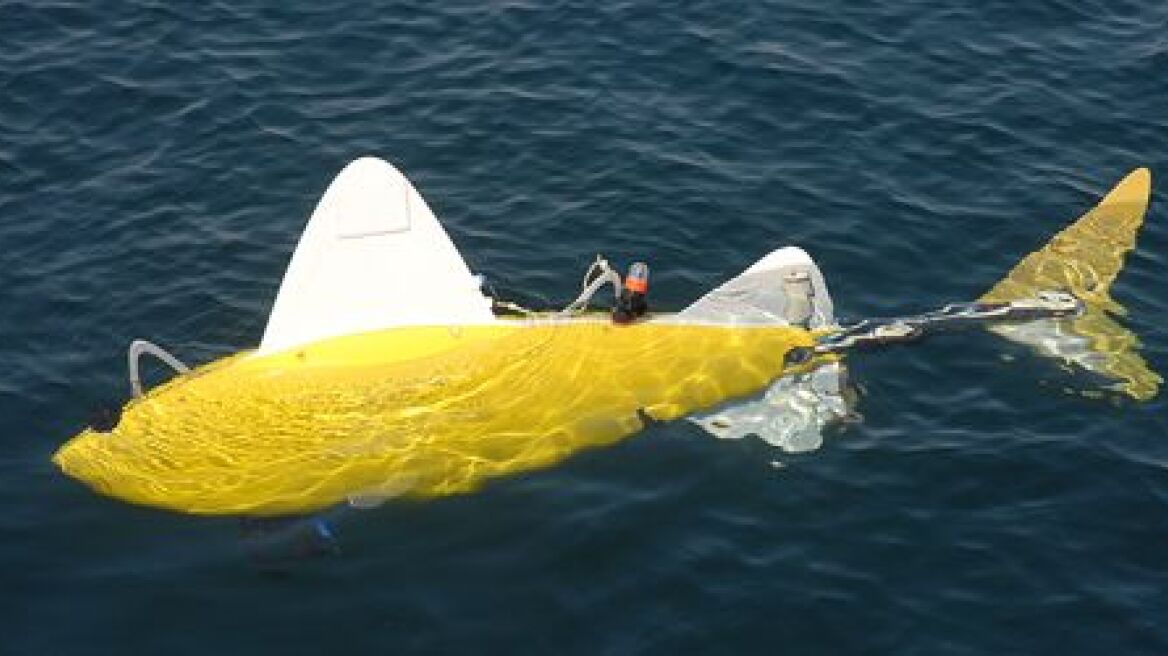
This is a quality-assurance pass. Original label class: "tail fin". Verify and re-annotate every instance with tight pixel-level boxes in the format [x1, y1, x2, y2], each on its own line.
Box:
[980, 168, 1161, 400]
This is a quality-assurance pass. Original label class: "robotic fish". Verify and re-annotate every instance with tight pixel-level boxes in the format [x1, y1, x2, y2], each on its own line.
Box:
[53, 158, 1160, 516]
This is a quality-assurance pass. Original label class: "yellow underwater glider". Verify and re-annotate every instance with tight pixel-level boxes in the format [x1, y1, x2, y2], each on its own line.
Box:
[53, 159, 1160, 516]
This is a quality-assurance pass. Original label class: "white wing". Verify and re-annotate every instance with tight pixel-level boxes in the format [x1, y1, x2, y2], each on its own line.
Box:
[258, 157, 494, 355]
[678, 246, 834, 328]
[681, 247, 852, 450]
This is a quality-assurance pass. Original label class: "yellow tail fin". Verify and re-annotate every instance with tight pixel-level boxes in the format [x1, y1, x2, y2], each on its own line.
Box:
[980, 168, 1161, 400]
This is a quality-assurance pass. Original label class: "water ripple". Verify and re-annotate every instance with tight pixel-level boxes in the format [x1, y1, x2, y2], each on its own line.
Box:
[3, 0, 1167, 653]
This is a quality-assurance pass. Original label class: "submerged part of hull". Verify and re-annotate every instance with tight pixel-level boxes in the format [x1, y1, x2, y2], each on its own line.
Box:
[689, 361, 851, 452]
[54, 322, 814, 516]
[980, 168, 1161, 400]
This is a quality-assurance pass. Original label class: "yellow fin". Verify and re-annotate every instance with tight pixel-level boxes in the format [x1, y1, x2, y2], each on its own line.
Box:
[980, 168, 1161, 400]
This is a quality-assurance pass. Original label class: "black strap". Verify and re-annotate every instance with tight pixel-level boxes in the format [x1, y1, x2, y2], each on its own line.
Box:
[786, 291, 1083, 365]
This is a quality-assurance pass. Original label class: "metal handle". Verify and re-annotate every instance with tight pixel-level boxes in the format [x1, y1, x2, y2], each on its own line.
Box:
[127, 339, 190, 398]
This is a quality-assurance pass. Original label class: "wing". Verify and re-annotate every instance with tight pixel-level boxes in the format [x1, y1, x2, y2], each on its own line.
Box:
[258, 157, 494, 355]
[680, 247, 852, 448]
[678, 246, 834, 328]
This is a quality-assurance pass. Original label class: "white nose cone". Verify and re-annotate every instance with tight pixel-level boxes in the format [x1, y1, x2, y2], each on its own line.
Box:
[259, 157, 494, 355]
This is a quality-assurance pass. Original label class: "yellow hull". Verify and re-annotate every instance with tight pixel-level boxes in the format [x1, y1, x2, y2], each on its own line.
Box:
[54, 321, 814, 515]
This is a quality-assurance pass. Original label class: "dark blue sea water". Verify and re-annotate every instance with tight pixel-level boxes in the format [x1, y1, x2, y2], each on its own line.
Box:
[4, 1, 1167, 654]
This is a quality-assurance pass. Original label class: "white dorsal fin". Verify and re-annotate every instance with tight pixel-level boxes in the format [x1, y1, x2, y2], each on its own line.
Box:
[682, 247, 850, 449]
[258, 157, 494, 355]
[679, 246, 834, 327]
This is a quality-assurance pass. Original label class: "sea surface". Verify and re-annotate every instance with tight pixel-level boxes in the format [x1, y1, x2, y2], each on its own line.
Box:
[3, 1, 1167, 654]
